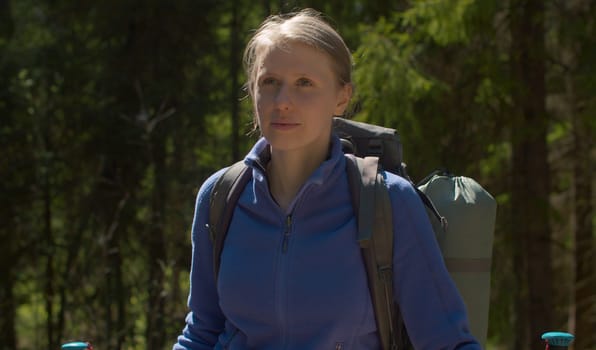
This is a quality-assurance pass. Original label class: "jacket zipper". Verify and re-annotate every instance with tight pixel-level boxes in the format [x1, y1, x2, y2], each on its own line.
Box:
[276, 214, 293, 348]
[282, 214, 292, 253]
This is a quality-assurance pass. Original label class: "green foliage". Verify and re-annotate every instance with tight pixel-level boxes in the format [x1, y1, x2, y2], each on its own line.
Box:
[401, 0, 474, 45]
[353, 16, 440, 124]
[353, 0, 508, 179]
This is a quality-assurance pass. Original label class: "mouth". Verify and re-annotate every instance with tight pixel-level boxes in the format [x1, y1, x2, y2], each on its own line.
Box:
[270, 121, 301, 130]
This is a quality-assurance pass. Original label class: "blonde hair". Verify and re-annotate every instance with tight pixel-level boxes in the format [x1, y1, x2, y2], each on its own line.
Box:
[243, 8, 353, 98]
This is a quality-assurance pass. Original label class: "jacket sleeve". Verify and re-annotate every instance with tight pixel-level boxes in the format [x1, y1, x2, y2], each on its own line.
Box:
[388, 176, 481, 350]
[174, 170, 227, 350]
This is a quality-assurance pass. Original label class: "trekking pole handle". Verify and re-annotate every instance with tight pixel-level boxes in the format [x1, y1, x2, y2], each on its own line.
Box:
[61, 342, 93, 350]
[542, 332, 574, 350]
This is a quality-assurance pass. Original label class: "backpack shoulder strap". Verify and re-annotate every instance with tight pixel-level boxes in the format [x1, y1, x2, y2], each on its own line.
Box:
[208, 160, 252, 280]
[345, 155, 402, 350]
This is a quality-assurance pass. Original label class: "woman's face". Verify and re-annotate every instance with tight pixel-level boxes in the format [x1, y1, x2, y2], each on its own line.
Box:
[254, 41, 351, 155]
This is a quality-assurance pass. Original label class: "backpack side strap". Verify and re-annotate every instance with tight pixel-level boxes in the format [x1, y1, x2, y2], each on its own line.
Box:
[414, 187, 448, 232]
[345, 155, 401, 350]
[208, 161, 252, 281]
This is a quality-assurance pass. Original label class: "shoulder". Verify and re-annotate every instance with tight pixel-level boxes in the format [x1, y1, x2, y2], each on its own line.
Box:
[382, 171, 418, 199]
[200, 167, 229, 194]
[195, 161, 253, 210]
[381, 170, 429, 218]
[194, 167, 230, 209]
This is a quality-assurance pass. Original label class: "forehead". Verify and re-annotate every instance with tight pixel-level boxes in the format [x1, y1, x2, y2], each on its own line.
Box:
[256, 41, 336, 78]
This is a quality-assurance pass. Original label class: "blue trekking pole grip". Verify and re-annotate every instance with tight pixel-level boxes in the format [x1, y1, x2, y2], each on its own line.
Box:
[542, 332, 574, 350]
[61, 341, 93, 350]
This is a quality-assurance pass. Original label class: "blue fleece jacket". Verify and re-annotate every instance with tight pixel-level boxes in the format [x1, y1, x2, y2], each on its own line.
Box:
[174, 135, 480, 350]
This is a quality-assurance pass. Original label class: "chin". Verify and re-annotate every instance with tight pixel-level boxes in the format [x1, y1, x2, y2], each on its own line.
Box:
[265, 137, 301, 152]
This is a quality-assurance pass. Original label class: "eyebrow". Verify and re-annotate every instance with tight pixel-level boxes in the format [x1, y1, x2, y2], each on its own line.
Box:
[257, 70, 317, 78]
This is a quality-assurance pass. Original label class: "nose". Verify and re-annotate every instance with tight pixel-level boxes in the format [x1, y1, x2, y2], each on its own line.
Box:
[274, 82, 292, 110]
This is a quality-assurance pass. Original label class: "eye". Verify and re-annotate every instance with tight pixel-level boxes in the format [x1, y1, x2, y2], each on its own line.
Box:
[260, 77, 278, 86]
[296, 77, 313, 87]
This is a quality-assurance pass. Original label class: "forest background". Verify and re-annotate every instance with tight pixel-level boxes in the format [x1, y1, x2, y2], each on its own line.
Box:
[0, 0, 594, 349]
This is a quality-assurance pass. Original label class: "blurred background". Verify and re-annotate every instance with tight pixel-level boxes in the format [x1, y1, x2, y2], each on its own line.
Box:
[0, 0, 594, 349]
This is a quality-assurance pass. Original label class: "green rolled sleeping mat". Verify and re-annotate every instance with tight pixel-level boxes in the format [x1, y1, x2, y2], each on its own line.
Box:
[418, 173, 497, 347]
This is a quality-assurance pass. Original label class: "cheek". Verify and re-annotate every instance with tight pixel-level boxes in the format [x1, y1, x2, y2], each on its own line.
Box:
[254, 89, 273, 108]
[292, 91, 323, 107]
[298, 93, 337, 116]
[254, 96, 267, 120]
[253, 94, 271, 129]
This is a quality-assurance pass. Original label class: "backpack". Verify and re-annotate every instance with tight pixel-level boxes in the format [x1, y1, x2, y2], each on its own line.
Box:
[207, 117, 497, 349]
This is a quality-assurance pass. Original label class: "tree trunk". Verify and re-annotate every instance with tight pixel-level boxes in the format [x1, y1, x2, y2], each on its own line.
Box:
[0, 251, 16, 349]
[146, 134, 167, 350]
[43, 133, 57, 350]
[101, 185, 129, 349]
[572, 92, 595, 350]
[0, 1, 16, 346]
[562, 1, 595, 347]
[510, 0, 553, 348]
[230, 1, 241, 161]
[113, 235, 127, 350]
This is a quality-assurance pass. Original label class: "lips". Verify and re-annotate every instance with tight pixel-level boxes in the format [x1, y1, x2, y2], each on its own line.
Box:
[270, 121, 300, 130]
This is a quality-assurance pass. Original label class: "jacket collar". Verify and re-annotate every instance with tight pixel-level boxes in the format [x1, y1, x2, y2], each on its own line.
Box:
[244, 134, 344, 186]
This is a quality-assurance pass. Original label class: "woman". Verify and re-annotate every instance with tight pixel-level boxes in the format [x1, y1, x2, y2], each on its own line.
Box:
[174, 8, 480, 350]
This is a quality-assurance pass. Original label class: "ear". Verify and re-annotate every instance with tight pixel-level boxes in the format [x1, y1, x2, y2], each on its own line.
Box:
[334, 83, 353, 116]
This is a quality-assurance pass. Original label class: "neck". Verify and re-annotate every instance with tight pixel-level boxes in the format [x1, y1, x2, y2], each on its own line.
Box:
[267, 144, 329, 211]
